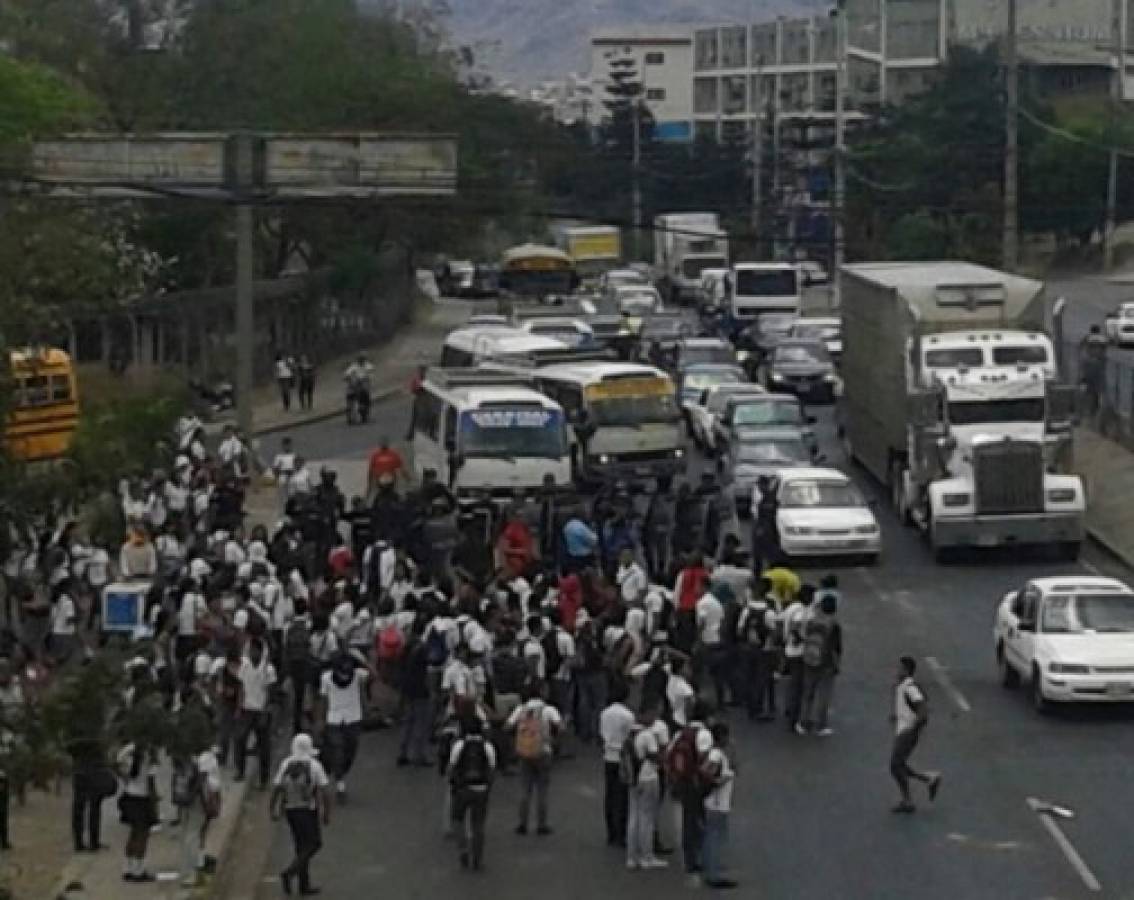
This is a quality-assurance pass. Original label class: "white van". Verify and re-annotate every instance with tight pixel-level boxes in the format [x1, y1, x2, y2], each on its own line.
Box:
[730, 263, 802, 319]
[440, 326, 567, 368]
[532, 361, 684, 483]
[411, 369, 571, 498]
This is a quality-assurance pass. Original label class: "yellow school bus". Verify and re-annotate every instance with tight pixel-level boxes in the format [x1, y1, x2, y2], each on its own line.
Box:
[6, 348, 80, 461]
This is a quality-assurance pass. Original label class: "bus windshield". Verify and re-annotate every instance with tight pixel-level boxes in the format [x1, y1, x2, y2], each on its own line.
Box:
[586, 378, 680, 427]
[458, 407, 567, 459]
[735, 269, 798, 297]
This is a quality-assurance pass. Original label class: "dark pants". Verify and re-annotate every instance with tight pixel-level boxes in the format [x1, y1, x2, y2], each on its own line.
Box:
[234, 710, 272, 786]
[783, 657, 805, 726]
[298, 377, 314, 410]
[278, 378, 293, 411]
[575, 671, 606, 743]
[452, 787, 490, 866]
[518, 756, 550, 830]
[289, 661, 310, 734]
[890, 725, 928, 802]
[283, 808, 322, 891]
[71, 772, 102, 850]
[679, 790, 705, 874]
[646, 534, 669, 580]
[325, 722, 361, 781]
[399, 696, 431, 763]
[216, 701, 238, 766]
[698, 643, 730, 710]
[603, 761, 628, 845]
[0, 775, 9, 849]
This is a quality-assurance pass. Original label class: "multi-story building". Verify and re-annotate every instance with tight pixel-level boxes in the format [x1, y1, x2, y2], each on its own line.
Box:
[588, 27, 694, 141]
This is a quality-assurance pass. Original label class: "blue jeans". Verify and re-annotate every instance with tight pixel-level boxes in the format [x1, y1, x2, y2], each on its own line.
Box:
[702, 809, 730, 883]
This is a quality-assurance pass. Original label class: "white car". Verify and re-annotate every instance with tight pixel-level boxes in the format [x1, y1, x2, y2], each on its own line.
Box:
[774, 468, 881, 562]
[1104, 302, 1134, 347]
[688, 383, 767, 452]
[520, 318, 595, 348]
[788, 317, 842, 363]
[599, 268, 650, 301]
[613, 284, 663, 321]
[994, 575, 1134, 712]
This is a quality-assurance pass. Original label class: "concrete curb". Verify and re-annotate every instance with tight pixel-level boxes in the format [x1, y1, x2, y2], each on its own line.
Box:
[249, 385, 404, 439]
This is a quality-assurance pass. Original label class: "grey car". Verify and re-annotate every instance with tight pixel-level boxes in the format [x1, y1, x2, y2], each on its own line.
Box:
[762, 339, 838, 403]
[721, 430, 819, 517]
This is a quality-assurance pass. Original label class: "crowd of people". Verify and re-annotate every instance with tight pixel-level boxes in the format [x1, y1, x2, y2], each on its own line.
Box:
[0, 405, 944, 896]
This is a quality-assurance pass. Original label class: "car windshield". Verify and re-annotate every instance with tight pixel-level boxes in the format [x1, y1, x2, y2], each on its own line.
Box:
[775, 344, 830, 366]
[733, 400, 802, 427]
[736, 269, 798, 297]
[992, 346, 1048, 365]
[948, 399, 1045, 425]
[758, 315, 798, 335]
[532, 327, 588, 347]
[682, 345, 735, 366]
[684, 369, 742, 392]
[925, 348, 983, 367]
[710, 389, 764, 412]
[459, 407, 567, 459]
[1041, 593, 1134, 634]
[780, 479, 865, 508]
[737, 438, 809, 466]
[590, 394, 681, 427]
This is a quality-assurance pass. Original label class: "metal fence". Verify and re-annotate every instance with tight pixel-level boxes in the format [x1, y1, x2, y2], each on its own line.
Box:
[1061, 339, 1134, 449]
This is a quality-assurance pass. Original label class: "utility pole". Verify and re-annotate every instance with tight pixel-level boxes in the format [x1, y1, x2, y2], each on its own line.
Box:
[752, 111, 763, 256]
[632, 97, 642, 262]
[1003, 0, 1019, 272]
[833, 0, 847, 281]
[232, 132, 258, 438]
[1104, 0, 1123, 270]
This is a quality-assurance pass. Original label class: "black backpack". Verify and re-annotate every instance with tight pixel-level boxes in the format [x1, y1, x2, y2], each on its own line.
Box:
[743, 604, 772, 647]
[285, 618, 312, 665]
[541, 629, 564, 679]
[452, 736, 491, 788]
[576, 632, 604, 674]
[492, 650, 527, 695]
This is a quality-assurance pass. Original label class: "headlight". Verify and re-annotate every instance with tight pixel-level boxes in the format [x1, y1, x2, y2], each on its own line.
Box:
[854, 523, 878, 534]
[1047, 488, 1076, 503]
[823, 373, 838, 382]
[1048, 662, 1090, 674]
[770, 373, 785, 381]
[736, 350, 750, 362]
[942, 493, 970, 508]
[674, 448, 685, 459]
[598, 454, 610, 465]
[783, 526, 813, 536]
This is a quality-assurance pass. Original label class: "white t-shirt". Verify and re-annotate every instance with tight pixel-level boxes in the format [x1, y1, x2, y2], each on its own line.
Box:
[442, 659, 480, 700]
[273, 452, 297, 482]
[289, 467, 313, 497]
[218, 436, 245, 466]
[86, 549, 110, 587]
[117, 745, 158, 797]
[275, 358, 294, 380]
[178, 592, 207, 637]
[696, 593, 725, 645]
[331, 600, 355, 641]
[165, 482, 188, 513]
[894, 677, 925, 735]
[197, 748, 222, 793]
[704, 747, 735, 812]
[237, 658, 277, 712]
[782, 602, 808, 659]
[667, 674, 696, 726]
[320, 667, 370, 725]
[617, 563, 649, 604]
[51, 595, 77, 636]
[522, 636, 546, 681]
[633, 725, 662, 783]
[599, 702, 636, 763]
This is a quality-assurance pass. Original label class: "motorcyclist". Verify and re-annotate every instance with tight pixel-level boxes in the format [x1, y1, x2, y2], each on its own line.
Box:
[343, 354, 375, 421]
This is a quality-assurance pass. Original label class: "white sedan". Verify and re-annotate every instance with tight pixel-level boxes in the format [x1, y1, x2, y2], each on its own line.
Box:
[774, 468, 881, 563]
[688, 383, 766, 453]
[1104, 302, 1134, 347]
[994, 575, 1134, 712]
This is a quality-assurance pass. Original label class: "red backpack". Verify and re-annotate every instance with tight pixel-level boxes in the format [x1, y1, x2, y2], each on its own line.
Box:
[376, 623, 405, 662]
[665, 726, 701, 787]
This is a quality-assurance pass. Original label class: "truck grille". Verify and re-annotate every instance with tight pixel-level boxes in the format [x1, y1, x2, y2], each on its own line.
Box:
[974, 441, 1044, 515]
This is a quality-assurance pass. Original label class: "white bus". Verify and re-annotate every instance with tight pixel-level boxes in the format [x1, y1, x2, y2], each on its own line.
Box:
[440, 326, 568, 368]
[411, 369, 571, 499]
[531, 361, 684, 483]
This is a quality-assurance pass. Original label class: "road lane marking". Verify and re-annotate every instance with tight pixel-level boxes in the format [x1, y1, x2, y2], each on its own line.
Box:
[1026, 797, 1101, 893]
[924, 656, 972, 713]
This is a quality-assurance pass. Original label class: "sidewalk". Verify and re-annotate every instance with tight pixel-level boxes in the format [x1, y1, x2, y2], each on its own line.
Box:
[11, 296, 478, 900]
[1076, 427, 1134, 567]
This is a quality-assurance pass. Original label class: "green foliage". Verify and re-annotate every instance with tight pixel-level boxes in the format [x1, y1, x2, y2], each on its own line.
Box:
[0, 55, 96, 144]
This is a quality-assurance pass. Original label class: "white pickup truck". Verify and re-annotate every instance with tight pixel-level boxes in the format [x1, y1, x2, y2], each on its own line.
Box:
[688, 383, 766, 454]
[1104, 302, 1134, 347]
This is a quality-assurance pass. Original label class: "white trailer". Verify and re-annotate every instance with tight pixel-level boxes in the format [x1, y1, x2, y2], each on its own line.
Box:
[653, 213, 729, 306]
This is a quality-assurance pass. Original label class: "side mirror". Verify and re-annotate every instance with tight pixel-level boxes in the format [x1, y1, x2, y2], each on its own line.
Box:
[1017, 619, 1035, 633]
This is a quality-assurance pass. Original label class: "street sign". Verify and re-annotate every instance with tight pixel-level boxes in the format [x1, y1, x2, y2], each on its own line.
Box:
[30, 133, 228, 187]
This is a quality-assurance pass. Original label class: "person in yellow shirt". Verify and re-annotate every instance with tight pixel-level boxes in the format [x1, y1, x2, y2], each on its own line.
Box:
[760, 566, 801, 611]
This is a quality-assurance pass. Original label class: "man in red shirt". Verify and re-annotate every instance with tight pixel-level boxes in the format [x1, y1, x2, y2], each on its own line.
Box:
[367, 439, 405, 497]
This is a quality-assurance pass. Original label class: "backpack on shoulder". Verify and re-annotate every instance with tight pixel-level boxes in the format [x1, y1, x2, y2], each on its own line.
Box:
[280, 758, 315, 808]
[618, 728, 643, 787]
[514, 706, 545, 761]
[801, 613, 832, 668]
[452, 736, 491, 788]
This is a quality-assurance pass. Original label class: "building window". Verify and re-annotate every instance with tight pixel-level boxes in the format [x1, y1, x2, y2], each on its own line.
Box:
[721, 25, 747, 68]
[693, 77, 719, 114]
[646, 88, 667, 101]
[722, 75, 747, 114]
[695, 29, 719, 71]
[645, 52, 665, 65]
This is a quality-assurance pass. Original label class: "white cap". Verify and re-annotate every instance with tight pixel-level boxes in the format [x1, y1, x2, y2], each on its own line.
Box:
[695, 729, 713, 754]
[291, 734, 319, 759]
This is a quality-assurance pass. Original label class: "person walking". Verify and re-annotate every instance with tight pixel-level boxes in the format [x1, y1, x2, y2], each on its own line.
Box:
[297, 355, 316, 411]
[701, 722, 737, 889]
[116, 741, 159, 883]
[447, 717, 496, 871]
[506, 683, 562, 836]
[736, 577, 778, 721]
[271, 733, 331, 896]
[781, 584, 812, 732]
[318, 653, 370, 800]
[275, 353, 296, 412]
[890, 656, 942, 813]
[234, 638, 278, 788]
[625, 705, 668, 871]
[798, 591, 842, 736]
[599, 683, 635, 847]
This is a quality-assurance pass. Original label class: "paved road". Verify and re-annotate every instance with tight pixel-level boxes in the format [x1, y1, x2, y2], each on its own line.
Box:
[244, 365, 1134, 899]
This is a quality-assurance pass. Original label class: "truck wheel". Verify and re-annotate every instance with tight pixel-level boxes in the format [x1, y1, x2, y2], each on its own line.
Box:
[997, 645, 1019, 689]
[1031, 667, 1052, 714]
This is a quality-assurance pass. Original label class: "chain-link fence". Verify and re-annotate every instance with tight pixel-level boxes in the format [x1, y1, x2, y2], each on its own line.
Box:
[1061, 339, 1134, 449]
